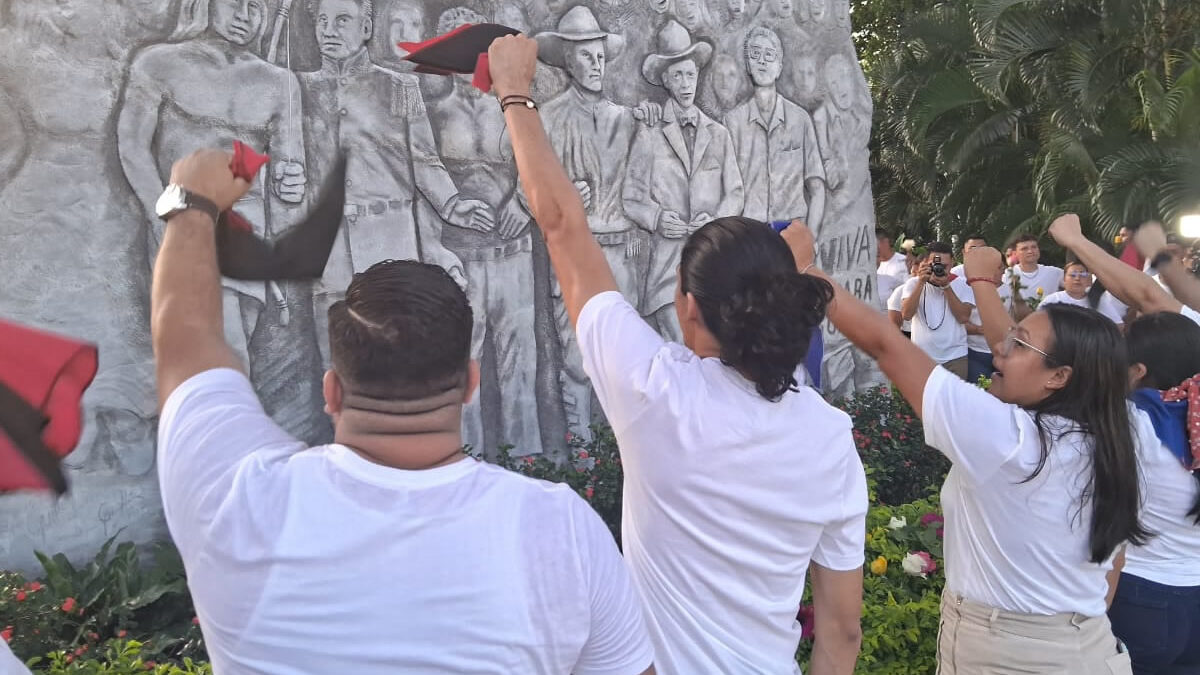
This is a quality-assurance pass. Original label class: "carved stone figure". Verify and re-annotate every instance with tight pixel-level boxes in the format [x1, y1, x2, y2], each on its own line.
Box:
[427, 6, 542, 456]
[297, 0, 492, 366]
[725, 26, 825, 233]
[624, 20, 744, 342]
[117, 0, 308, 373]
[535, 6, 646, 438]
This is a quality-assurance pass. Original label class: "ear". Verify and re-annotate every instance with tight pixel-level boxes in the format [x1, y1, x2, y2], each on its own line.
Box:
[683, 292, 703, 324]
[463, 360, 481, 405]
[322, 370, 344, 417]
[1045, 365, 1073, 393]
[362, 14, 373, 40]
[1128, 362, 1148, 390]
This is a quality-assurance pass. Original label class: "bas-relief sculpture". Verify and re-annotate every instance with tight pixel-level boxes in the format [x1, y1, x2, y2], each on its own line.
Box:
[0, 0, 880, 571]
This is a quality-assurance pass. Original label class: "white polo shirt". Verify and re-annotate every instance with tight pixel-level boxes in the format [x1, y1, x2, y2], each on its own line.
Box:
[878, 251, 909, 285]
[887, 283, 911, 332]
[902, 276, 969, 362]
[577, 292, 868, 675]
[158, 369, 653, 675]
[1004, 265, 1064, 305]
[922, 367, 1160, 616]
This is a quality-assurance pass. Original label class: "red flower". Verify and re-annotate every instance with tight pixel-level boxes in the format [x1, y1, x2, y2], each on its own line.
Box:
[144, 661, 157, 670]
[88, 632, 99, 641]
[881, 431, 892, 439]
[1, 627, 12, 643]
[15, 591, 25, 602]
[74, 647, 86, 656]
[117, 630, 128, 638]
[65, 655, 74, 664]
[523, 457, 534, 466]
[192, 616, 200, 626]
[61, 597, 76, 613]
[26, 582, 42, 592]
[577, 451, 589, 459]
[585, 487, 594, 499]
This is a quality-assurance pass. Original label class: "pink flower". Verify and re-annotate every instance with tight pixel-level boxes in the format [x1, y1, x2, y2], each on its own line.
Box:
[565, 433, 574, 442]
[14, 591, 25, 602]
[901, 551, 937, 577]
[523, 457, 534, 466]
[881, 431, 892, 439]
[192, 617, 200, 626]
[919, 513, 944, 528]
[61, 597, 77, 613]
[26, 582, 42, 592]
[144, 661, 157, 670]
[578, 451, 589, 460]
[796, 604, 815, 641]
[1, 627, 12, 643]
[585, 487, 594, 499]
[117, 630, 127, 639]
[936, 528, 944, 539]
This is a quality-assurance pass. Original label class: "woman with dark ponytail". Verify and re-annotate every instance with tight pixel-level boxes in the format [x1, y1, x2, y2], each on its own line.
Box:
[499, 37, 868, 673]
[781, 214, 1150, 675]
[1111, 312, 1200, 674]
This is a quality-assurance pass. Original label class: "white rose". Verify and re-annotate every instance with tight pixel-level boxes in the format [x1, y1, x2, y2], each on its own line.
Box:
[887, 516, 907, 530]
[901, 552, 927, 578]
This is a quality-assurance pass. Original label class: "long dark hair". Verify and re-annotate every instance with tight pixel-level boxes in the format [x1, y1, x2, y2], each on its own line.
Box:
[1024, 303, 1150, 562]
[1127, 312, 1200, 524]
[679, 217, 834, 401]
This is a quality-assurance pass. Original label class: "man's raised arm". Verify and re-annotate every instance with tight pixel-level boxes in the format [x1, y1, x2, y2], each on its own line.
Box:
[1133, 222, 1200, 313]
[489, 35, 616, 328]
[152, 150, 251, 408]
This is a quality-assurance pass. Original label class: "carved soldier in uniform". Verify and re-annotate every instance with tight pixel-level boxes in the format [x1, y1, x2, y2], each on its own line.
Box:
[624, 20, 744, 343]
[298, 0, 493, 366]
[426, 7, 542, 456]
[725, 27, 826, 235]
[118, 0, 308, 369]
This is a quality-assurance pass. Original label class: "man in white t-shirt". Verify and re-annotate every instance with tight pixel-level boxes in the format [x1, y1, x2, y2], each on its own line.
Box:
[902, 242, 972, 378]
[1003, 233, 1064, 317]
[150, 149, 654, 675]
[887, 281, 911, 335]
[877, 229, 908, 304]
[949, 233, 987, 277]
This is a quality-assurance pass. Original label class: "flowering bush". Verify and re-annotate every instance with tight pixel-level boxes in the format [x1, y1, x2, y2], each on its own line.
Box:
[833, 386, 949, 506]
[0, 537, 205, 669]
[29, 639, 210, 674]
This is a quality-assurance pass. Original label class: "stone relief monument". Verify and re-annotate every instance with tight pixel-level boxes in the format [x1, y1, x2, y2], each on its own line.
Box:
[0, 0, 880, 571]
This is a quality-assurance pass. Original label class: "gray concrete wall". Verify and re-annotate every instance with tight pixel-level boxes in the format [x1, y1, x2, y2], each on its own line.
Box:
[0, 0, 879, 572]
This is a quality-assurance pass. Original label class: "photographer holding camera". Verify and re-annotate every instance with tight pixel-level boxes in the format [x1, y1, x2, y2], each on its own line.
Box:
[901, 242, 973, 379]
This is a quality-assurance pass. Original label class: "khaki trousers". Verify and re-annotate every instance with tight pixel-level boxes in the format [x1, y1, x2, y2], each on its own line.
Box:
[937, 591, 1133, 675]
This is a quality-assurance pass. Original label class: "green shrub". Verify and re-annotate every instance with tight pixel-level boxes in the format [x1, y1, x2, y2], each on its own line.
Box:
[28, 639, 210, 674]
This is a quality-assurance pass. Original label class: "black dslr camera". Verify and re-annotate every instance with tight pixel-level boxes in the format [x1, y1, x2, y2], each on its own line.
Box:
[931, 255, 947, 278]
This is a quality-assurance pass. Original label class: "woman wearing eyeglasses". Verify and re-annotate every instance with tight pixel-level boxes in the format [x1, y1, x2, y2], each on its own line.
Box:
[781, 222, 1149, 674]
[1039, 261, 1128, 325]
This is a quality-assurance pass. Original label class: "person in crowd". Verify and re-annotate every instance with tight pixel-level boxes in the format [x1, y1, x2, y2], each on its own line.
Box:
[949, 233, 986, 277]
[877, 228, 908, 302]
[489, 34, 867, 675]
[1047, 215, 1200, 328]
[150, 149, 654, 674]
[887, 253, 915, 336]
[1039, 261, 1127, 325]
[1005, 233, 1065, 318]
[785, 222, 1148, 674]
[1130, 223, 1200, 314]
[901, 242, 972, 378]
[1111, 312, 1200, 675]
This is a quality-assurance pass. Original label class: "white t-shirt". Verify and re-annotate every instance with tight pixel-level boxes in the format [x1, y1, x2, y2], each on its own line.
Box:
[1123, 409, 1200, 587]
[0, 641, 30, 675]
[158, 369, 653, 675]
[887, 282, 911, 332]
[901, 276, 969, 362]
[1038, 290, 1126, 324]
[1182, 305, 1200, 327]
[955, 281, 1011, 354]
[577, 292, 868, 675]
[878, 251, 908, 284]
[922, 367, 1160, 616]
[1004, 264, 1064, 304]
[950, 263, 965, 277]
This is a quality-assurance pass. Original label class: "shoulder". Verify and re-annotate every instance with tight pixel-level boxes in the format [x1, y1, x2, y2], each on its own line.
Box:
[474, 462, 596, 520]
[128, 42, 188, 79]
[782, 96, 814, 121]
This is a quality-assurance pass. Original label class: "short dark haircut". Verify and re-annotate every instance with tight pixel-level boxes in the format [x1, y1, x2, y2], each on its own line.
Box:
[327, 260, 472, 400]
[875, 229, 892, 242]
[1014, 233, 1039, 245]
[963, 234, 986, 244]
[926, 241, 953, 255]
[680, 217, 833, 401]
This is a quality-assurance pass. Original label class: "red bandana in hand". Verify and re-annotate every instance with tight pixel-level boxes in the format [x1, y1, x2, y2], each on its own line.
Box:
[223, 141, 270, 232]
[1162, 374, 1200, 471]
[400, 23, 522, 93]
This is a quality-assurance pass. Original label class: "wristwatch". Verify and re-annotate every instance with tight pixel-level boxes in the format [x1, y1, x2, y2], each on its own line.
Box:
[1150, 249, 1175, 269]
[155, 184, 220, 223]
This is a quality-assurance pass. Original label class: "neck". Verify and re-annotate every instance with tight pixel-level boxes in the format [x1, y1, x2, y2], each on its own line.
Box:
[880, 246, 893, 259]
[753, 85, 777, 116]
[1019, 262, 1039, 273]
[572, 81, 602, 101]
[332, 388, 467, 470]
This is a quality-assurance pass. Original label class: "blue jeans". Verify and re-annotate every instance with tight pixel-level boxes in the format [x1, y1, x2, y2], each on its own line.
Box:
[967, 349, 994, 385]
[1109, 572, 1200, 674]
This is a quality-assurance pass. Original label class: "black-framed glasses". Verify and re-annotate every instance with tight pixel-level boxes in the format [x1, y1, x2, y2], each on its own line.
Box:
[1066, 271, 1091, 279]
